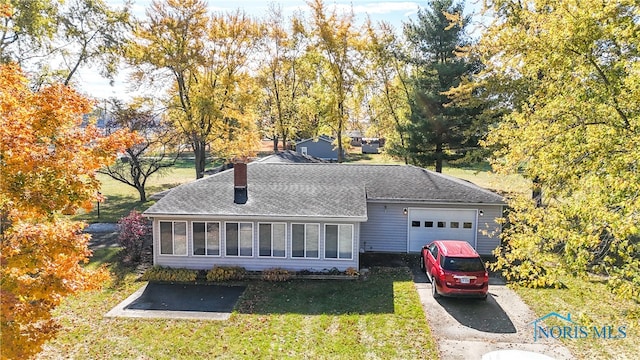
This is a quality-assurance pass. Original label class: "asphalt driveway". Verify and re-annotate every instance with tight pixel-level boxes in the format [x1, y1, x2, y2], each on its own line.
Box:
[411, 265, 574, 359]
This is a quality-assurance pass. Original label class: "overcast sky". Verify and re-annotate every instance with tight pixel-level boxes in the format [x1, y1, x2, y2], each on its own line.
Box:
[78, 0, 484, 101]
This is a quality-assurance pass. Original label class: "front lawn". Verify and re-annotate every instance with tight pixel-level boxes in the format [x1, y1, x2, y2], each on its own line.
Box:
[38, 259, 437, 359]
[515, 275, 639, 359]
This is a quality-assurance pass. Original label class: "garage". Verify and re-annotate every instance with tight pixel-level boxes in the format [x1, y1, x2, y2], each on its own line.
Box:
[407, 208, 477, 252]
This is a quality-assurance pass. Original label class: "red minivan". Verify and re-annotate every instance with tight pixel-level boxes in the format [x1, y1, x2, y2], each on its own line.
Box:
[420, 240, 489, 300]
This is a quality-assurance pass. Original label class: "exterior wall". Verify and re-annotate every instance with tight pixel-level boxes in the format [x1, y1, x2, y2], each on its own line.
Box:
[296, 139, 339, 160]
[359, 202, 503, 256]
[152, 217, 360, 272]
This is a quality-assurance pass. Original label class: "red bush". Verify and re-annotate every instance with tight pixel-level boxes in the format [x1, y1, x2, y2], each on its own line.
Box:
[117, 210, 149, 262]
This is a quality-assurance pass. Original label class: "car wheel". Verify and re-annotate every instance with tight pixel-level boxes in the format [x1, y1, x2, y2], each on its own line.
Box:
[431, 279, 440, 299]
[480, 294, 488, 301]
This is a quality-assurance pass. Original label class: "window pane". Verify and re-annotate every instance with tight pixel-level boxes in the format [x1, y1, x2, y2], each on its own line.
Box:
[450, 222, 459, 229]
[160, 222, 172, 255]
[206, 223, 220, 255]
[292, 224, 304, 257]
[411, 221, 420, 227]
[463, 222, 473, 229]
[193, 222, 206, 255]
[338, 225, 352, 259]
[239, 223, 253, 256]
[437, 221, 445, 228]
[273, 224, 286, 258]
[306, 224, 319, 258]
[325, 225, 338, 258]
[425, 221, 433, 227]
[226, 223, 238, 256]
[174, 222, 187, 255]
[259, 224, 271, 257]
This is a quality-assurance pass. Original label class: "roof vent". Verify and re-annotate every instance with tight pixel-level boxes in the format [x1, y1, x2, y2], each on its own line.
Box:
[233, 161, 248, 204]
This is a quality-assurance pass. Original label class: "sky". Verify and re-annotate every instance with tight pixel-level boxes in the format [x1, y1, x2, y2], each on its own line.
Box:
[77, 0, 485, 101]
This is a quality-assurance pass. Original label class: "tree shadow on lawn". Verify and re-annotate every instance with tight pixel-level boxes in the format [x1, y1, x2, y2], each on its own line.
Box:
[235, 269, 402, 315]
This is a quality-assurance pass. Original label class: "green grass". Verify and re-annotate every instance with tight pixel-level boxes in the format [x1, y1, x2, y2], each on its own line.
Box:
[514, 275, 640, 359]
[40, 258, 438, 359]
[75, 160, 199, 223]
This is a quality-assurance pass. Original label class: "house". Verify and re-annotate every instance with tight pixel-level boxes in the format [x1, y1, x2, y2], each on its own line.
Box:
[295, 136, 344, 161]
[143, 159, 505, 272]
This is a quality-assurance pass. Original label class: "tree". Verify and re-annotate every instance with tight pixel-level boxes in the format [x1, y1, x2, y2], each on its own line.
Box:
[57, 0, 131, 86]
[130, 0, 261, 178]
[258, 7, 311, 152]
[99, 98, 181, 202]
[402, 0, 480, 172]
[0, 64, 137, 359]
[1, 0, 130, 86]
[475, 0, 640, 299]
[306, 0, 364, 163]
[363, 19, 412, 163]
[0, 0, 59, 62]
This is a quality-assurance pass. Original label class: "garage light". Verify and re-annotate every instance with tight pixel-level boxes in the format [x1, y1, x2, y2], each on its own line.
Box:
[479, 210, 484, 216]
[403, 208, 408, 215]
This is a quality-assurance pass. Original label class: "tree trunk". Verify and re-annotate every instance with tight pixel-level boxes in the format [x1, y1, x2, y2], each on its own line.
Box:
[137, 186, 147, 203]
[273, 136, 279, 152]
[532, 176, 542, 207]
[193, 139, 207, 179]
[435, 142, 443, 173]
[337, 102, 344, 163]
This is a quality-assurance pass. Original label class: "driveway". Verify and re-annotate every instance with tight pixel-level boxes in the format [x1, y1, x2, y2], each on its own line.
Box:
[412, 266, 574, 359]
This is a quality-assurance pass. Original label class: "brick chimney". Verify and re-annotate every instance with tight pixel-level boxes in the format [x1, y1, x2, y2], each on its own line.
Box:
[233, 161, 248, 204]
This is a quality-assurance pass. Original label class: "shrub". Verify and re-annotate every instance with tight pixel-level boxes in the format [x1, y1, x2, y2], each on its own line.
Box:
[140, 266, 198, 282]
[117, 210, 149, 263]
[262, 268, 292, 282]
[206, 266, 246, 282]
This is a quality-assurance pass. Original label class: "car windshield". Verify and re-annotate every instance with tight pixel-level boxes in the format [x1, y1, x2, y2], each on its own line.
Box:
[442, 257, 485, 272]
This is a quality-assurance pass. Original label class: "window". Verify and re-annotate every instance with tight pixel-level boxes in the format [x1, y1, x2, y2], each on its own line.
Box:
[411, 221, 420, 227]
[193, 222, 220, 256]
[463, 222, 473, 229]
[292, 223, 319, 258]
[437, 221, 445, 228]
[259, 223, 286, 257]
[425, 221, 434, 228]
[325, 224, 353, 259]
[160, 221, 187, 255]
[450, 222, 459, 229]
[226, 222, 253, 256]
[301, 146, 308, 155]
[443, 257, 485, 272]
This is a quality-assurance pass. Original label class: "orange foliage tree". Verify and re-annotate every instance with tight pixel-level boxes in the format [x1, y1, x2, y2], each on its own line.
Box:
[0, 64, 139, 359]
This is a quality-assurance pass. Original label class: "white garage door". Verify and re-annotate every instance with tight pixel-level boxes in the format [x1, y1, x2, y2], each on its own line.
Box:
[408, 208, 477, 252]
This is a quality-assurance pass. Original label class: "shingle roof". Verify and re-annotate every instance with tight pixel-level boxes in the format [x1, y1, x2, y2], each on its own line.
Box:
[144, 163, 505, 219]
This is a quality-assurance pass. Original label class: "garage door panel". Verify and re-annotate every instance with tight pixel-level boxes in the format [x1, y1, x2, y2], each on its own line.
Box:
[408, 209, 476, 252]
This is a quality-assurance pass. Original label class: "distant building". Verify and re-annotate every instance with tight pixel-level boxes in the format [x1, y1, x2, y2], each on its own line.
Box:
[295, 136, 344, 161]
[361, 138, 385, 154]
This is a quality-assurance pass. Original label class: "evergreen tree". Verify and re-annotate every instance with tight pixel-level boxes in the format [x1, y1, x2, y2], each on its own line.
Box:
[402, 0, 478, 172]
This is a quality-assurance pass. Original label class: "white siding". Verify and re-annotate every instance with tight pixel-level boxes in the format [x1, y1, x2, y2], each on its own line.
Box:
[360, 202, 503, 256]
[152, 218, 360, 272]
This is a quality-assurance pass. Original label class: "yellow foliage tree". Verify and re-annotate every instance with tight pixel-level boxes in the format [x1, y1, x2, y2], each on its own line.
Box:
[0, 64, 139, 359]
